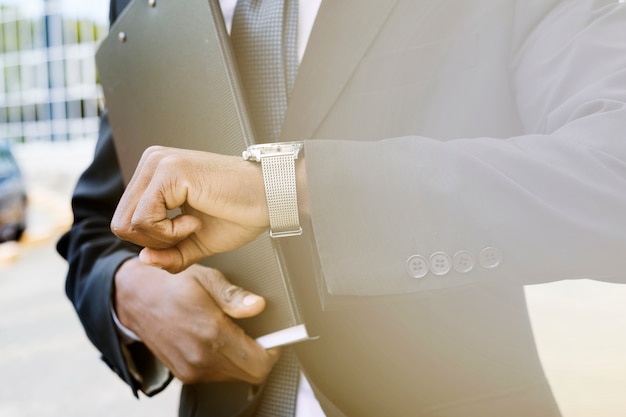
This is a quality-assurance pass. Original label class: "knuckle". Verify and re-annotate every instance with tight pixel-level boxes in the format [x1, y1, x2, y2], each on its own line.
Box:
[141, 147, 161, 165]
[144, 145, 165, 157]
[176, 364, 202, 385]
[110, 222, 130, 238]
[197, 320, 224, 347]
[185, 348, 208, 369]
[143, 146, 174, 169]
[195, 267, 226, 290]
[207, 266, 226, 280]
[110, 221, 121, 234]
[248, 360, 274, 384]
[129, 217, 142, 230]
[222, 285, 244, 304]
[185, 341, 216, 369]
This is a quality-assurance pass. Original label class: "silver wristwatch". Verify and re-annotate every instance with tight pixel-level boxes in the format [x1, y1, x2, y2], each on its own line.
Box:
[242, 141, 304, 238]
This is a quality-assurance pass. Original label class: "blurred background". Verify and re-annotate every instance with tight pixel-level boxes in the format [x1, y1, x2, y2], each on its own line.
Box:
[0, 1, 180, 416]
[1, 1, 626, 416]
[0, 0, 106, 143]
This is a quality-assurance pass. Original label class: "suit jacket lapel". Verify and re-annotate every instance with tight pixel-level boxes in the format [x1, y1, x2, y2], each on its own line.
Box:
[280, 0, 400, 141]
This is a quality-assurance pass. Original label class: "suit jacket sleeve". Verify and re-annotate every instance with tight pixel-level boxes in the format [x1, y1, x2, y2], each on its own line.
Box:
[304, 1, 626, 296]
[57, 112, 153, 394]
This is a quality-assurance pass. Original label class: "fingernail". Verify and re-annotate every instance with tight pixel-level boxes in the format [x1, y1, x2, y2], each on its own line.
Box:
[243, 294, 261, 306]
[138, 250, 152, 264]
[139, 249, 161, 268]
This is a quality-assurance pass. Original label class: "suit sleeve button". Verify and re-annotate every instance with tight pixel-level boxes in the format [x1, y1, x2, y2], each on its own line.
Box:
[429, 252, 451, 276]
[479, 247, 503, 269]
[406, 255, 429, 278]
[453, 250, 475, 273]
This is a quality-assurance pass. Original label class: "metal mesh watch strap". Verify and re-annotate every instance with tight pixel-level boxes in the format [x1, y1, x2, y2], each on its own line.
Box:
[261, 153, 302, 237]
[243, 141, 304, 238]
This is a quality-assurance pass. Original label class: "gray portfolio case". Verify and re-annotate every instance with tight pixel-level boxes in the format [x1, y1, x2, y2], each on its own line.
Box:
[96, 0, 308, 346]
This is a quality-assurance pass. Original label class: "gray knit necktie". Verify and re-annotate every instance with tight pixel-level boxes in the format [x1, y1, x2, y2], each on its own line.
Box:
[255, 348, 301, 416]
[231, 1, 301, 416]
[231, 0, 298, 143]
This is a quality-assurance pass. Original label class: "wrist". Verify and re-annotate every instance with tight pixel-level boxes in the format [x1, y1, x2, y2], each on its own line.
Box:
[111, 304, 142, 343]
[113, 258, 147, 334]
[237, 156, 270, 226]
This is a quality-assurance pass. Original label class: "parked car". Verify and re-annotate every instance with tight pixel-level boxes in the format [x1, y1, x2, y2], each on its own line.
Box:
[0, 143, 27, 242]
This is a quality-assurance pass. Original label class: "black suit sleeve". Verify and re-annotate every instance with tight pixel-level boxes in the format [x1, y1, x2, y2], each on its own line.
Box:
[57, 112, 148, 395]
[56, 0, 157, 396]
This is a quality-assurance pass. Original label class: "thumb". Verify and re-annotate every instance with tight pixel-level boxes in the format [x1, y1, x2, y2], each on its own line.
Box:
[194, 267, 266, 319]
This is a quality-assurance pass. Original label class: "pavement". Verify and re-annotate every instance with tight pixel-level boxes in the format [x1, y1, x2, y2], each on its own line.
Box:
[2, 139, 626, 416]
[0, 139, 180, 417]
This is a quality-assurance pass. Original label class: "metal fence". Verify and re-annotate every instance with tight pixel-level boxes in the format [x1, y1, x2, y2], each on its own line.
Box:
[0, 1, 107, 143]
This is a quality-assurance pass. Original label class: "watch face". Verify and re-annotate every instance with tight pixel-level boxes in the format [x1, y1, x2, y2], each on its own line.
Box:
[244, 141, 304, 161]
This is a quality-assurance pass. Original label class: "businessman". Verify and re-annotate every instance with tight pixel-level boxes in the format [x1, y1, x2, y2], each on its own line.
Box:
[61, 0, 626, 416]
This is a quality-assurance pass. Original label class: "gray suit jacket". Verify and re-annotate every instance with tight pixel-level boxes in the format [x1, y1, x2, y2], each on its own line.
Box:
[277, 0, 626, 416]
